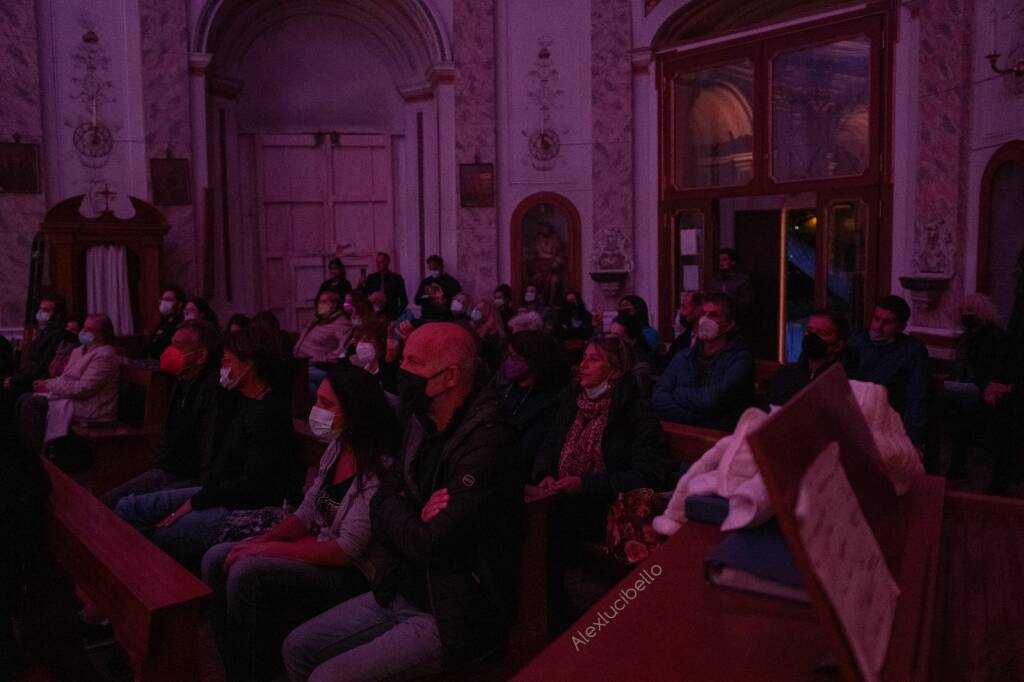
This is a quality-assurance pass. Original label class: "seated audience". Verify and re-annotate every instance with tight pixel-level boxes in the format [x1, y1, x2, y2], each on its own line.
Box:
[944, 294, 1012, 480]
[357, 251, 408, 320]
[558, 290, 593, 341]
[101, 320, 225, 509]
[294, 291, 353, 394]
[848, 295, 929, 450]
[282, 323, 522, 681]
[203, 364, 397, 682]
[4, 292, 68, 395]
[252, 310, 293, 358]
[508, 310, 544, 334]
[498, 330, 571, 478]
[533, 334, 670, 622]
[342, 291, 373, 329]
[47, 315, 84, 379]
[225, 313, 251, 336]
[115, 326, 296, 572]
[653, 292, 753, 430]
[618, 295, 660, 358]
[470, 299, 506, 375]
[317, 258, 352, 301]
[770, 308, 857, 407]
[662, 290, 703, 370]
[521, 284, 545, 313]
[610, 313, 654, 397]
[17, 314, 121, 455]
[347, 319, 396, 394]
[184, 297, 219, 328]
[147, 286, 186, 358]
[414, 255, 461, 321]
[493, 284, 515, 327]
[450, 292, 472, 322]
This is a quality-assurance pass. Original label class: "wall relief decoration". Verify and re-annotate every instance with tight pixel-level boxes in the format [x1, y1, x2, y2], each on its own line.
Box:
[592, 226, 634, 272]
[522, 35, 568, 171]
[68, 20, 116, 169]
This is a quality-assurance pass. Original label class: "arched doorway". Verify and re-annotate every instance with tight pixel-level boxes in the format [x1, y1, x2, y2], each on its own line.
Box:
[978, 140, 1024, 330]
[191, 0, 452, 330]
[510, 193, 581, 308]
[654, 0, 891, 362]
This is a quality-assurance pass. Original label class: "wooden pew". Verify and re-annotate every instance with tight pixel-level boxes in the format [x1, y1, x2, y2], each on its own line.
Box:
[25, 460, 210, 681]
[69, 364, 169, 494]
[660, 421, 728, 466]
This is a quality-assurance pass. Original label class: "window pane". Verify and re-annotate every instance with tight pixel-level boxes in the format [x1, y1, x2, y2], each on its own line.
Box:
[827, 200, 867, 330]
[675, 210, 704, 293]
[673, 60, 755, 189]
[784, 209, 818, 361]
[772, 37, 871, 182]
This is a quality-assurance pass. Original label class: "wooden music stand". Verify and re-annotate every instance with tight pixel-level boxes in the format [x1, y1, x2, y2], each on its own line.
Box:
[746, 364, 944, 681]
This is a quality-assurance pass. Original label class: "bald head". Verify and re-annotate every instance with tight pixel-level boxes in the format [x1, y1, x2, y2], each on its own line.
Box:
[403, 322, 477, 389]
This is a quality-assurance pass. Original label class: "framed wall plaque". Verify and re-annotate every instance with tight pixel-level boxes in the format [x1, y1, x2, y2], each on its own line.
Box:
[150, 157, 192, 205]
[459, 163, 494, 207]
[0, 142, 41, 193]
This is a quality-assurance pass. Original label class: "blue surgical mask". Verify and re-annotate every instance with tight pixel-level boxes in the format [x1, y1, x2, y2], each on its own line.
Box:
[470, 309, 483, 322]
[78, 331, 96, 346]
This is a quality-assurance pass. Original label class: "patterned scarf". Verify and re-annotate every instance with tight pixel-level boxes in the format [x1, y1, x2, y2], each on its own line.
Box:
[558, 390, 612, 478]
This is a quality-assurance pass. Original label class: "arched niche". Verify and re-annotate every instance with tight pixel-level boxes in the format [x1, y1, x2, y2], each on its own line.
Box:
[510, 193, 581, 307]
[977, 140, 1024, 327]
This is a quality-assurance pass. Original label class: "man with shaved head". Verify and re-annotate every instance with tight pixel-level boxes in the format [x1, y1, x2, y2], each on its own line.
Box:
[283, 322, 523, 681]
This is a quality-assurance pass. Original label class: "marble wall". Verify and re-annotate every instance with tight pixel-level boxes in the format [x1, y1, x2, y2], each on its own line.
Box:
[453, 0, 499, 299]
[912, 0, 975, 327]
[590, 0, 634, 303]
[140, 0, 196, 306]
[0, 0, 46, 329]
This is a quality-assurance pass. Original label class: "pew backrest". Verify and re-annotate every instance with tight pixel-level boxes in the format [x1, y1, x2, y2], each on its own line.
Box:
[660, 421, 728, 465]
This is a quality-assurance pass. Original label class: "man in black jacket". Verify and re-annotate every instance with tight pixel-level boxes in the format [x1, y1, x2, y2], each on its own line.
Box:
[4, 293, 67, 396]
[283, 322, 523, 681]
[102, 320, 226, 509]
[358, 251, 408, 320]
[413, 255, 462, 321]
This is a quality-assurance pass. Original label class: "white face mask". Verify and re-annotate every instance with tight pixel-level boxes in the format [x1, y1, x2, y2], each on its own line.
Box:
[584, 380, 611, 400]
[220, 365, 248, 391]
[35, 310, 51, 324]
[494, 297, 505, 307]
[308, 405, 341, 442]
[78, 331, 96, 346]
[524, 292, 536, 303]
[450, 299, 464, 314]
[470, 308, 483, 322]
[353, 341, 376, 367]
[184, 312, 199, 321]
[697, 316, 721, 342]
[159, 300, 176, 316]
[428, 269, 441, 278]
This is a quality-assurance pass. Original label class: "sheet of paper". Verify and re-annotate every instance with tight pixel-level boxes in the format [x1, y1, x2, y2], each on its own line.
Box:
[795, 442, 900, 682]
[682, 265, 700, 291]
[679, 229, 699, 256]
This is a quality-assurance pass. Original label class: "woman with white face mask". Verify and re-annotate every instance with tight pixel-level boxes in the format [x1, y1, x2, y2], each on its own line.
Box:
[532, 333, 671, 623]
[201, 364, 398, 682]
[345, 320, 397, 394]
[148, 287, 186, 359]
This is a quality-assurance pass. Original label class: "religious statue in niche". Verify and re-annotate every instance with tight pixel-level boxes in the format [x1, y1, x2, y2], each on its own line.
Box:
[522, 35, 568, 171]
[68, 19, 116, 169]
[522, 203, 569, 305]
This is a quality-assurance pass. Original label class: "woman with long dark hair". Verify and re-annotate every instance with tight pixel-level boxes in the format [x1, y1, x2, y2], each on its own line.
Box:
[202, 363, 398, 682]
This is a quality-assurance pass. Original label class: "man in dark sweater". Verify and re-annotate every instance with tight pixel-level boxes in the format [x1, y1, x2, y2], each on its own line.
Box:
[102, 320, 227, 509]
[146, 286, 186, 358]
[653, 292, 754, 430]
[359, 251, 408, 320]
[848, 295, 929, 450]
[4, 293, 67, 396]
[413, 255, 462, 321]
[283, 323, 522, 680]
[770, 308, 859, 406]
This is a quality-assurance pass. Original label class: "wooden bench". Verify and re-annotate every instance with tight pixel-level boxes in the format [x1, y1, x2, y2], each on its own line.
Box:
[24, 460, 211, 681]
[69, 364, 169, 494]
[660, 421, 728, 466]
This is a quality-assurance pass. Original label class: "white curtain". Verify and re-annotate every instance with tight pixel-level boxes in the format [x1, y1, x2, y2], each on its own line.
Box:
[86, 245, 134, 336]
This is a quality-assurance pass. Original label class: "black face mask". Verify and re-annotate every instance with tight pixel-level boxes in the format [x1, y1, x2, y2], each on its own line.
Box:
[396, 367, 446, 417]
[802, 332, 830, 361]
[960, 315, 979, 331]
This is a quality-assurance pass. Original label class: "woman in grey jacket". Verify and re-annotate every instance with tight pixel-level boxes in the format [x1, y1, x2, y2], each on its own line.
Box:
[202, 364, 399, 682]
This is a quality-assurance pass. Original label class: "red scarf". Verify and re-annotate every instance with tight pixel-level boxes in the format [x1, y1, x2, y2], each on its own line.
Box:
[558, 391, 611, 478]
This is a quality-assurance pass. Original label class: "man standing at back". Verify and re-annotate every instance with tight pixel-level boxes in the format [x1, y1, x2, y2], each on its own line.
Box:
[282, 322, 522, 681]
[414, 255, 462, 321]
[708, 248, 754, 324]
[848, 295, 929, 451]
[359, 251, 408, 321]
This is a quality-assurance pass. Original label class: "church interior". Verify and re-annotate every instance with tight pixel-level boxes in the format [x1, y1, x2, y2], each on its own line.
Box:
[2, 0, 1024, 679]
